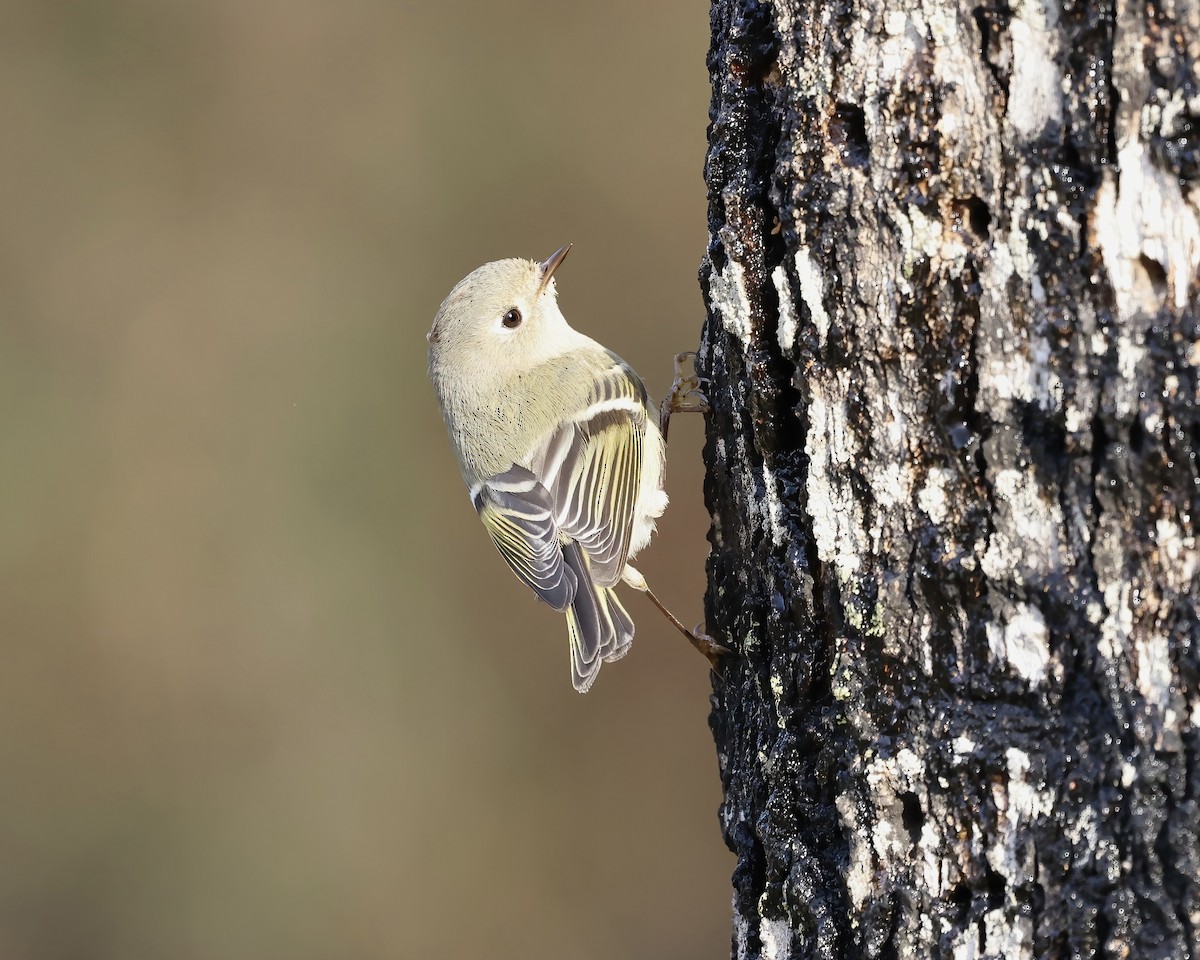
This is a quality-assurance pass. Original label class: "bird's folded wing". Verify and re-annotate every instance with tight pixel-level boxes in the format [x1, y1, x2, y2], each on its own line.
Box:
[540, 360, 647, 589]
[545, 411, 643, 589]
[473, 466, 577, 611]
[475, 358, 649, 601]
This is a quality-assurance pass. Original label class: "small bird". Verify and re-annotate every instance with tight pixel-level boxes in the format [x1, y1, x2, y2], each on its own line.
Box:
[427, 245, 716, 692]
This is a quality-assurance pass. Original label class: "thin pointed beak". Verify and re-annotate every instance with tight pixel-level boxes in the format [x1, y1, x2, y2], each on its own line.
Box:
[536, 244, 572, 296]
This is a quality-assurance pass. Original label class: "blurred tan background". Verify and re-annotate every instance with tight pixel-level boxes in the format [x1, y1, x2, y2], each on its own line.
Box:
[0, 2, 727, 958]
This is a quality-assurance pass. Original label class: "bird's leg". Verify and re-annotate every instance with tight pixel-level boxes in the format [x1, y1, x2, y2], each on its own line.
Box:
[623, 565, 728, 669]
[646, 356, 722, 668]
[642, 587, 728, 669]
[660, 351, 710, 443]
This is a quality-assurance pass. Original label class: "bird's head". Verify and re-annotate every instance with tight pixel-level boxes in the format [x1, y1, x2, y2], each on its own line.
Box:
[427, 244, 575, 376]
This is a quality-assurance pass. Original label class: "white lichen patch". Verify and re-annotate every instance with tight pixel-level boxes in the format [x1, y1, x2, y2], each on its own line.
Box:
[793, 248, 830, 347]
[1114, 328, 1148, 421]
[1098, 573, 1134, 664]
[709, 257, 754, 341]
[1064, 401, 1090, 434]
[871, 461, 908, 509]
[894, 204, 945, 276]
[1067, 805, 1099, 853]
[856, 748, 963, 908]
[989, 750, 1051, 875]
[836, 793, 875, 910]
[1008, 0, 1063, 138]
[975, 265, 1042, 410]
[760, 917, 793, 960]
[918, 613, 934, 676]
[1094, 140, 1200, 323]
[774, 264, 800, 352]
[988, 235, 1018, 282]
[924, 4, 959, 46]
[984, 906, 1033, 958]
[770, 672, 789, 731]
[986, 600, 1051, 684]
[1004, 194, 1039, 285]
[864, 752, 926, 864]
[918, 467, 952, 524]
[733, 909, 752, 960]
[980, 748, 1051, 954]
[991, 754, 1049, 950]
[981, 468, 1067, 580]
[979, 342, 1036, 407]
[1135, 627, 1173, 735]
[806, 379, 864, 578]
[864, 385, 912, 515]
[880, 11, 921, 83]
[872, 818, 904, 861]
[894, 747, 925, 784]
[1029, 335, 1064, 410]
[918, 817, 947, 894]
[1005, 748, 1052, 827]
[1156, 517, 1198, 583]
[948, 926, 984, 960]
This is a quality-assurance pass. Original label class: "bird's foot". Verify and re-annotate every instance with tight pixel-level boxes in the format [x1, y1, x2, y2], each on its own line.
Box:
[686, 623, 730, 672]
[660, 351, 710, 440]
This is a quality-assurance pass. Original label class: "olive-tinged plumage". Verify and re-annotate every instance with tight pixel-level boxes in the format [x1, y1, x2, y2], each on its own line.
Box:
[428, 247, 667, 692]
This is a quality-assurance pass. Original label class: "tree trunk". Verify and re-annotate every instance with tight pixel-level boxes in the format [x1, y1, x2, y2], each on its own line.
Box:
[699, 0, 1200, 956]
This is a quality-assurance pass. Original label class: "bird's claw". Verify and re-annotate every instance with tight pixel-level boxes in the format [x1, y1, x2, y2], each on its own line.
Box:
[687, 623, 730, 671]
[661, 352, 711, 440]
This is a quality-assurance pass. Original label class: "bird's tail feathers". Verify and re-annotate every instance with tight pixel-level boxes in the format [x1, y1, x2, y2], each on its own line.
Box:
[563, 542, 633, 693]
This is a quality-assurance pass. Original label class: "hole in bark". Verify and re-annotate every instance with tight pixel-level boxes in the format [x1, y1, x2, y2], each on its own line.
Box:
[1129, 417, 1146, 455]
[900, 791, 924, 845]
[951, 196, 992, 242]
[831, 102, 870, 168]
[1138, 254, 1168, 298]
[949, 882, 972, 922]
[1020, 401, 1068, 481]
[948, 422, 974, 449]
[985, 866, 1007, 909]
[1030, 880, 1046, 915]
[972, 5, 989, 59]
[972, 1, 1013, 96]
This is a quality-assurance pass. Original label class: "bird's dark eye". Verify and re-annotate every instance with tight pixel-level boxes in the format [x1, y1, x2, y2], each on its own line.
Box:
[502, 308, 523, 329]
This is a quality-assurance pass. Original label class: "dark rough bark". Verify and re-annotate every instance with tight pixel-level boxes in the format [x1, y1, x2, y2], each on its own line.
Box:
[699, 0, 1200, 957]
